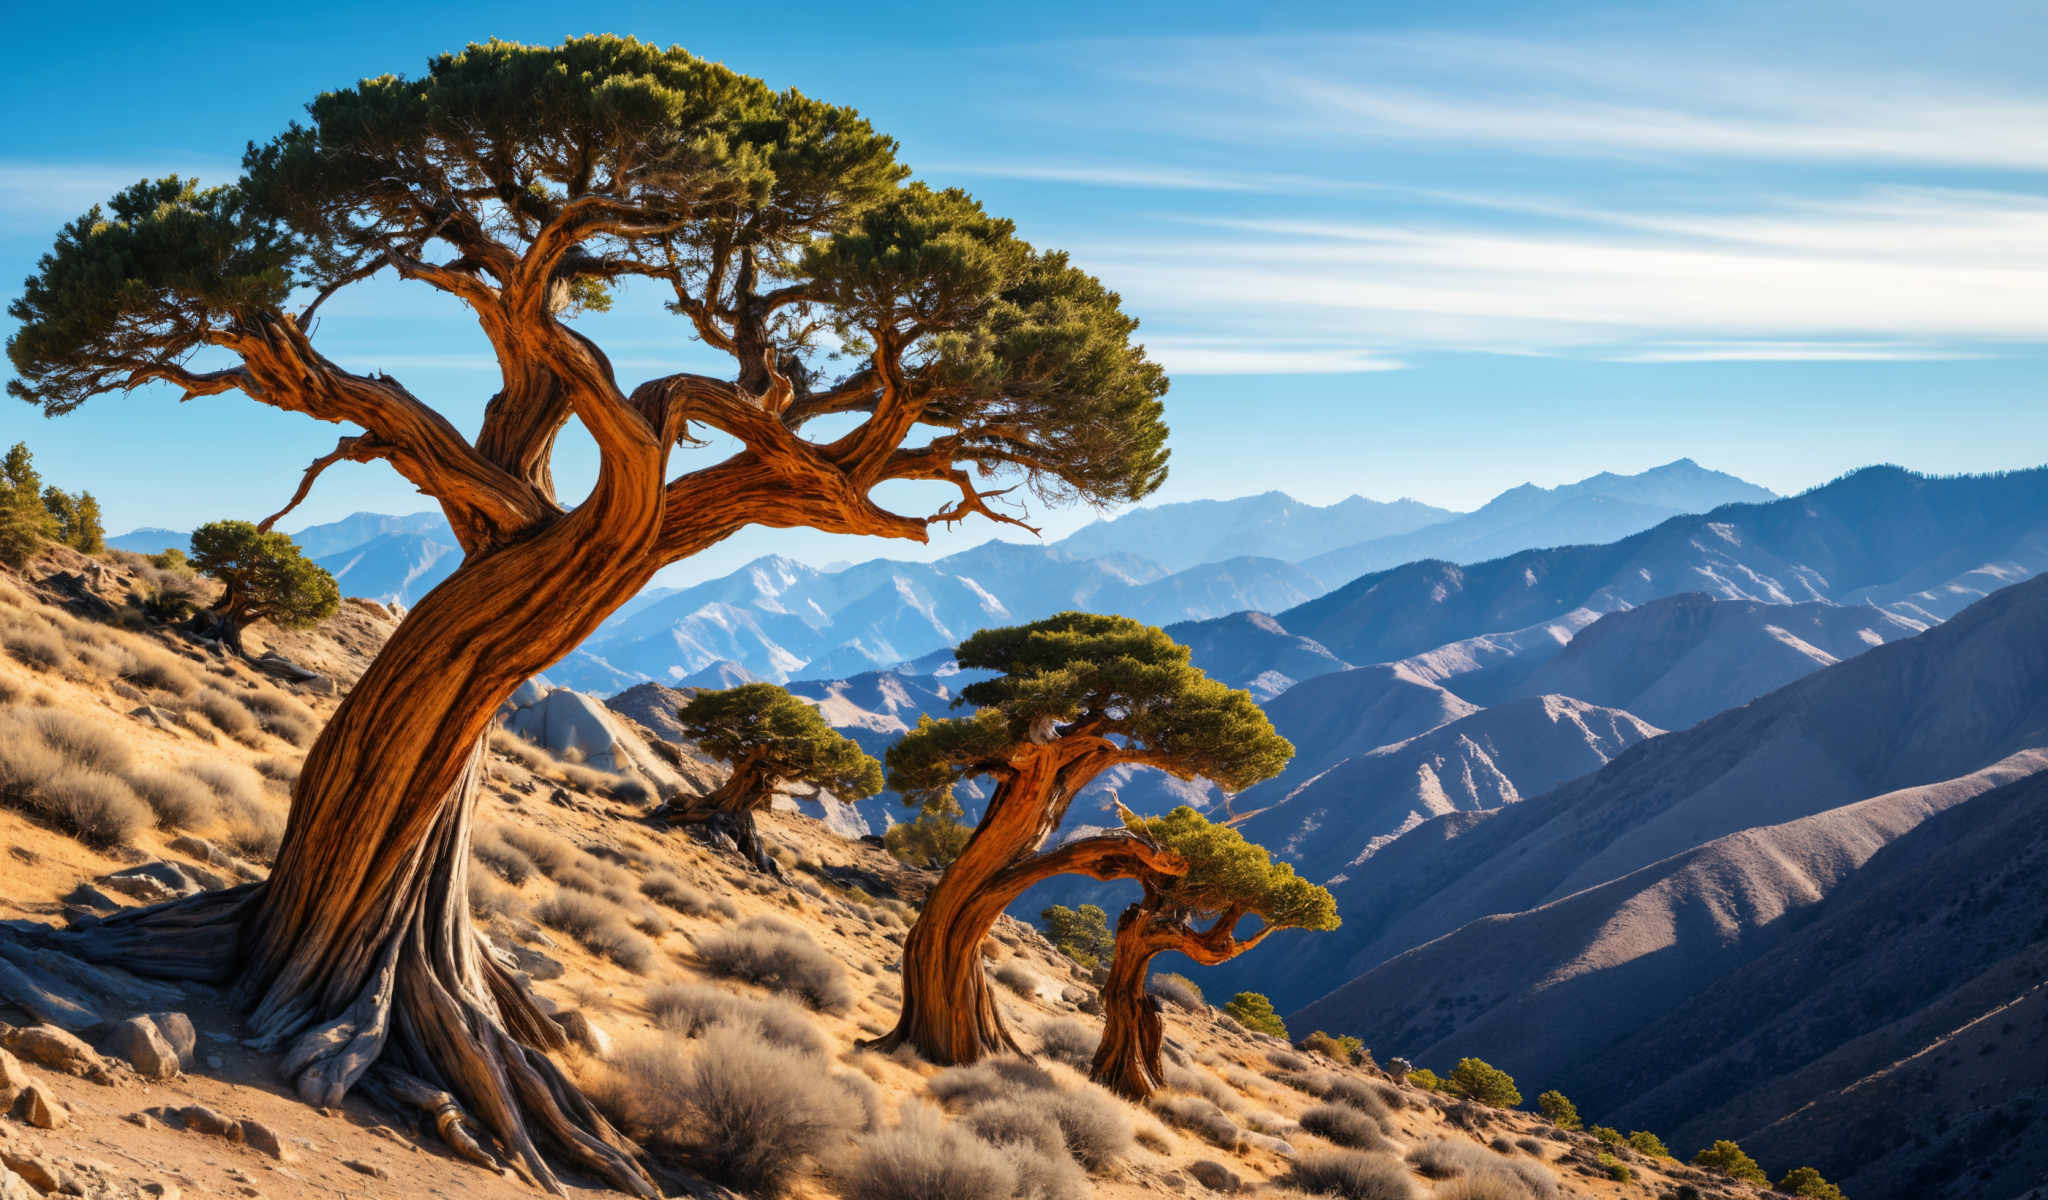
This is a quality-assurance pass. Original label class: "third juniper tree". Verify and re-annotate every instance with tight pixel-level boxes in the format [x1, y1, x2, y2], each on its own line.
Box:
[655, 682, 881, 872]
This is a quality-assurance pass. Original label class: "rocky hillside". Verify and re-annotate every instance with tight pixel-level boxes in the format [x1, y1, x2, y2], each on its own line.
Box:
[0, 545, 1768, 1200]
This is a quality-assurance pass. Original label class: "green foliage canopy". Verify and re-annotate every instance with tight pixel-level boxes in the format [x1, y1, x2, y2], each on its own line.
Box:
[1222, 991, 1288, 1039]
[1127, 805, 1337, 936]
[189, 519, 340, 631]
[7, 37, 1170, 546]
[1776, 1166, 1847, 1200]
[1446, 1056, 1522, 1107]
[1536, 1089, 1582, 1131]
[1041, 903, 1113, 969]
[1692, 1139, 1769, 1185]
[677, 682, 882, 803]
[885, 612, 1293, 809]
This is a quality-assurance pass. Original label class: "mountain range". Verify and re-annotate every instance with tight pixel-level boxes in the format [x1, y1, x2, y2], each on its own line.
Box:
[107, 458, 1779, 690]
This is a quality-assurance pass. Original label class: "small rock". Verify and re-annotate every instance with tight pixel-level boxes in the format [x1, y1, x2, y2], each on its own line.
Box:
[104, 1017, 180, 1080]
[166, 836, 220, 865]
[341, 1160, 389, 1180]
[203, 1055, 224, 1071]
[0, 1150, 61, 1194]
[127, 705, 181, 732]
[59, 884, 121, 913]
[139, 1183, 181, 1200]
[505, 943, 564, 981]
[175, 1105, 236, 1137]
[2, 1025, 101, 1078]
[14, 1084, 67, 1130]
[0, 1051, 26, 1108]
[0, 1164, 32, 1200]
[127, 1111, 164, 1130]
[237, 1119, 294, 1162]
[144, 1014, 196, 1069]
[553, 1010, 611, 1059]
[103, 863, 203, 900]
[1188, 1160, 1241, 1193]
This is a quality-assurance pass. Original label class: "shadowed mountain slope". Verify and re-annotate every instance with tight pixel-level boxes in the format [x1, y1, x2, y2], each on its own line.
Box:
[1242, 570, 2048, 1013]
[1448, 592, 1929, 730]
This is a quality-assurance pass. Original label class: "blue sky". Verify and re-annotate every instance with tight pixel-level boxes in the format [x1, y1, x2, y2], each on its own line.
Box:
[4, 0, 2046, 582]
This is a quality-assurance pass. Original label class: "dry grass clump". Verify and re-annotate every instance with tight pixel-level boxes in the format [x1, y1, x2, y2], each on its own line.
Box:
[1036, 1017, 1098, 1070]
[926, 1058, 1133, 1173]
[534, 889, 656, 973]
[1322, 1074, 1393, 1117]
[118, 644, 201, 698]
[3, 626, 69, 672]
[640, 870, 736, 919]
[1407, 1139, 1556, 1199]
[127, 770, 220, 830]
[1301, 1104, 1396, 1152]
[223, 806, 287, 863]
[496, 824, 578, 878]
[1286, 1149, 1419, 1200]
[1434, 1173, 1544, 1200]
[959, 1100, 1090, 1200]
[645, 980, 826, 1058]
[473, 823, 537, 884]
[468, 872, 527, 923]
[0, 706, 150, 846]
[195, 686, 261, 744]
[1165, 1063, 1242, 1111]
[597, 1029, 864, 1197]
[1149, 1092, 1242, 1151]
[991, 959, 1040, 996]
[28, 708, 132, 774]
[1148, 971, 1204, 1011]
[254, 756, 300, 785]
[836, 1103, 1020, 1200]
[696, 915, 851, 1011]
[243, 690, 319, 746]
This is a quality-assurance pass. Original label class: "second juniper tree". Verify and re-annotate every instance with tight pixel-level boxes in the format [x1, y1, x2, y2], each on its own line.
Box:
[872, 612, 1293, 1063]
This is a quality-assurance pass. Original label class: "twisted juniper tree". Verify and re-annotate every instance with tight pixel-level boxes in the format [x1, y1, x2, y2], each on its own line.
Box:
[653, 681, 882, 872]
[873, 613, 1290, 1064]
[4, 37, 1166, 1195]
[188, 519, 341, 654]
[1089, 806, 1335, 1099]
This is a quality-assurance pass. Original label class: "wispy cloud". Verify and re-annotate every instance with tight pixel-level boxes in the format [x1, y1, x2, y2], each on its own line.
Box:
[1144, 338, 1406, 374]
[1071, 186, 2048, 350]
[1605, 341, 1994, 364]
[1107, 33, 2048, 171]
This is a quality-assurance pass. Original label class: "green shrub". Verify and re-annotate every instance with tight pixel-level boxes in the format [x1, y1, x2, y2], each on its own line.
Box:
[1589, 1125, 1623, 1146]
[1536, 1088, 1581, 1130]
[884, 805, 973, 868]
[1406, 1067, 1444, 1092]
[1777, 1166, 1847, 1200]
[1596, 1152, 1631, 1182]
[1040, 903, 1113, 969]
[1300, 1030, 1366, 1063]
[1692, 1139, 1769, 1184]
[1222, 991, 1287, 1038]
[1446, 1057, 1521, 1107]
[1626, 1129, 1670, 1157]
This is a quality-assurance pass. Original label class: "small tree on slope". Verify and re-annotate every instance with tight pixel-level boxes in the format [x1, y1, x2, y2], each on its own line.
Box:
[871, 612, 1292, 1064]
[188, 519, 339, 654]
[1090, 806, 1335, 1098]
[654, 682, 881, 872]
[3, 36, 1168, 1196]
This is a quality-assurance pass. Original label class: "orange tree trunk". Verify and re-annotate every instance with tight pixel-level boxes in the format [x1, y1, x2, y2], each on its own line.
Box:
[1090, 904, 1171, 1100]
[64, 495, 666, 1196]
[867, 741, 1163, 1064]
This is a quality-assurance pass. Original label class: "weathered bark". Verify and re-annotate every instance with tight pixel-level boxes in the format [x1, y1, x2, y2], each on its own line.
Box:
[866, 739, 1180, 1064]
[63, 457, 672, 1196]
[1086, 896, 1276, 1101]
[1089, 904, 1170, 1100]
